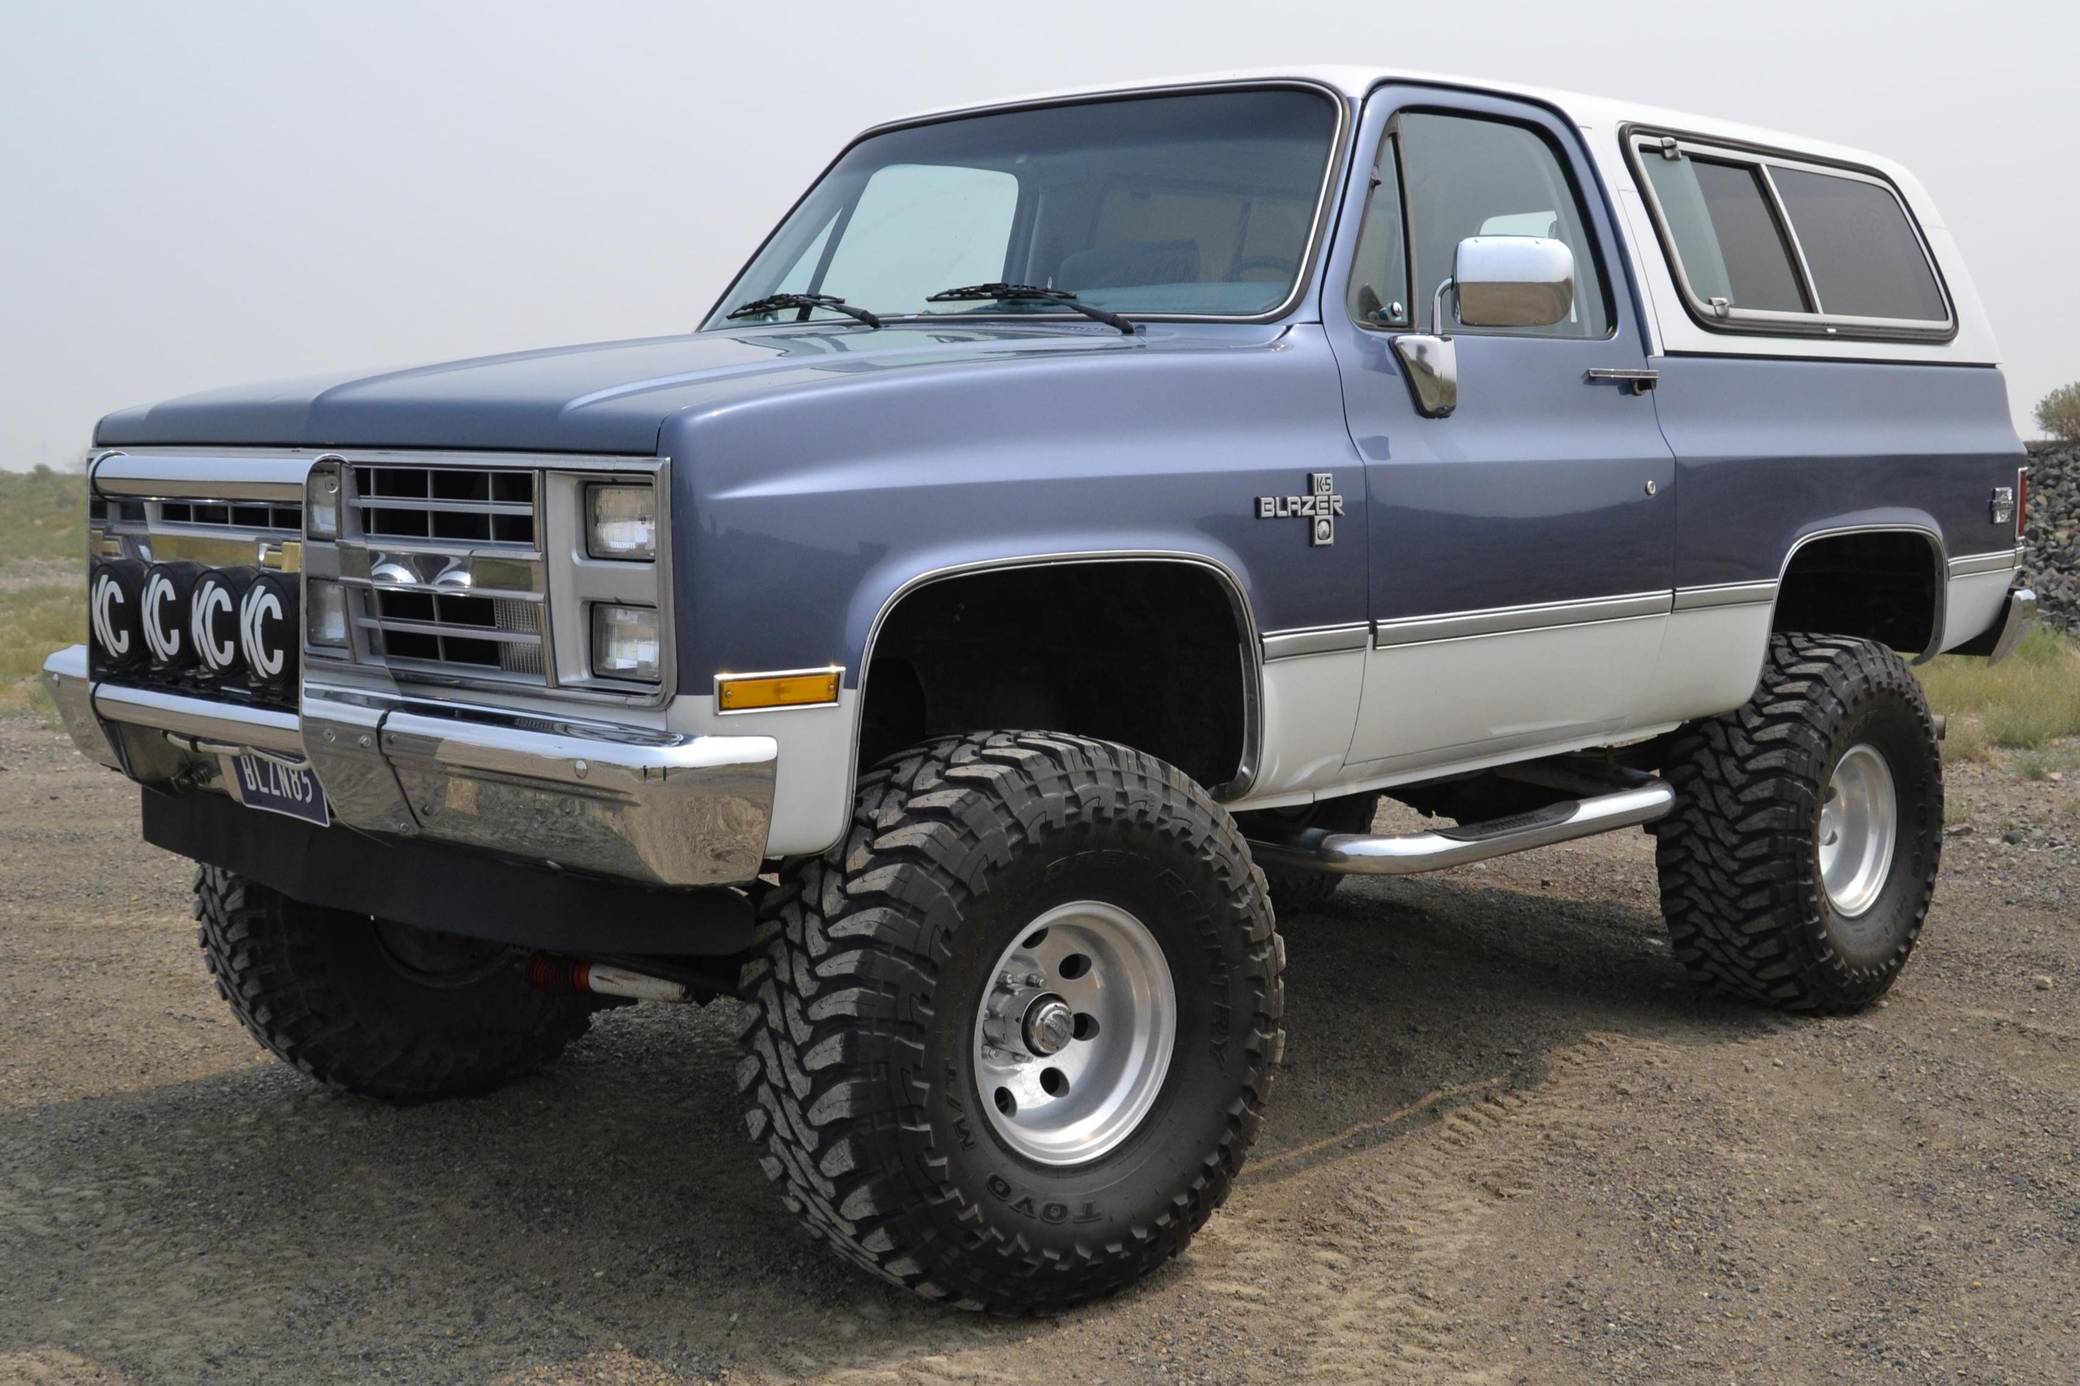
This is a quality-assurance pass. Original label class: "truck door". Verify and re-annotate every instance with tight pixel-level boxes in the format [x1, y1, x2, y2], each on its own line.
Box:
[1323, 85, 1677, 775]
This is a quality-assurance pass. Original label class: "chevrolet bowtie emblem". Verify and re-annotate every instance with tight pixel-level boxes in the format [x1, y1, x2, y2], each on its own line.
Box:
[1257, 472, 1343, 546]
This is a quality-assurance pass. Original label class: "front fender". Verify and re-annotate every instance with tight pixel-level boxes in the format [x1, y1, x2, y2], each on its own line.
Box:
[658, 323, 1363, 856]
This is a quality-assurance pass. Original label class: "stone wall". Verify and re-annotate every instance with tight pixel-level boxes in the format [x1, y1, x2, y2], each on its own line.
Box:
[2025, 441, 2078, 632]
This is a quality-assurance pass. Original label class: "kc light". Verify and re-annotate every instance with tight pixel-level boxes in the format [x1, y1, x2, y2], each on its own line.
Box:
[238, 571, 301, 692]
[306, 464, 342, 540]
[307, 578, 349, 648]
[88, 558, 149, 675]
[191, 568, 254, 675]
[587, 484, 657, 560]
[142, 561, 203, 668]
[591, 603, 661, 682]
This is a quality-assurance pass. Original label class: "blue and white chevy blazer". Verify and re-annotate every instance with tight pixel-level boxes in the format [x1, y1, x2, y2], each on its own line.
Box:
[46, 70, 2038, 1310]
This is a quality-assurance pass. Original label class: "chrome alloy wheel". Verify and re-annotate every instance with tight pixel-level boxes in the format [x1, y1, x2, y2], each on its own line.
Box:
[973, 901, 1177, 1166]
[1817, 742, 1899, 918]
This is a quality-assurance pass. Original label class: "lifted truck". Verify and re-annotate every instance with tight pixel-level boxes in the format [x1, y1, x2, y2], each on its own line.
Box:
[46, 70, 2036, 1312]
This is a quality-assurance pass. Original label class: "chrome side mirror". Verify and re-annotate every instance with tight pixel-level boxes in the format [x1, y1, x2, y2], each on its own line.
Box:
[1450, 235, 1575, 328]
[1391, 335, 1457, 418]
[1392, 236, 1575, 419]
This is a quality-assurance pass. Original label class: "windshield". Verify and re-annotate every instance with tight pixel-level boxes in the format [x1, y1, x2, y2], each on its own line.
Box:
[703, 88, 1340, 328]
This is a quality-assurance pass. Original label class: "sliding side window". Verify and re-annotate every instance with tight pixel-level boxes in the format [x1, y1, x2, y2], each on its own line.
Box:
[1630, 133, 1952, 341]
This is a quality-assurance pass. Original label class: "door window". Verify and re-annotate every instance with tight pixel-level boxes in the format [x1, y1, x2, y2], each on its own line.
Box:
[1394, 112, 1610, 338]
[1345, 136, 1412, 327]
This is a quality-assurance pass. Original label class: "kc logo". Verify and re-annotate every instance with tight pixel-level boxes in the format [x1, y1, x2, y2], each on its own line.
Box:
[143, 569, 183, 663]
[192, 573, 242, 672]
[88, 559, 148, 672]
[91, 570, 130, 656]
[239, 582, 286, 679]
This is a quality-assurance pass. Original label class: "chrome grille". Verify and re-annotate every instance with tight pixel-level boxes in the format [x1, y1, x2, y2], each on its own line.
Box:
[356, 589, 544, 676]
[155, 499, 303, 532]
[342, 462, 547, 684]
[351, 465, 535, 546]
[89, 495, 300, 544]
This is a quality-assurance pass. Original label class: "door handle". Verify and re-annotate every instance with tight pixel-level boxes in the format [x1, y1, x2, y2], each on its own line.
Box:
[1585, 368, 1659, 395]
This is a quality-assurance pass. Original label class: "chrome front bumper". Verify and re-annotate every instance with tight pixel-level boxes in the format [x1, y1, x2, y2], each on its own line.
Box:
[42, 644, 776, 887]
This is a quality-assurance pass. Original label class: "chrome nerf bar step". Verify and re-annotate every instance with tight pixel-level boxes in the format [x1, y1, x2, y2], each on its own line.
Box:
[1246, 776, 1675, 877]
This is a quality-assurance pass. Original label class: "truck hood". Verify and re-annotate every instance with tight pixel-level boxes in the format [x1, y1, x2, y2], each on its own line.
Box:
[94, 323, 1267, 455]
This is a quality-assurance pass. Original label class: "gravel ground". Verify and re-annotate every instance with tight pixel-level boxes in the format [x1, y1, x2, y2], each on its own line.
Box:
[2, 711, 2075, 1385]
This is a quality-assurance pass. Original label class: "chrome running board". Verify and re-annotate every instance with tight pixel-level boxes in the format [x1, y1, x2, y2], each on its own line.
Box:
[1246, 777, 1675, 877]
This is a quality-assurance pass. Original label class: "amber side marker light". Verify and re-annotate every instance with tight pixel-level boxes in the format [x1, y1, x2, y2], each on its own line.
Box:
[716, 668, 842, 712]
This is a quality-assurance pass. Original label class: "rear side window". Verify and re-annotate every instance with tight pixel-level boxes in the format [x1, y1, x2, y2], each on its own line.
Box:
[1768, 166, 1949, 321]
[1637, 156, 1807, 313]
[1629, 132, 1952, 340]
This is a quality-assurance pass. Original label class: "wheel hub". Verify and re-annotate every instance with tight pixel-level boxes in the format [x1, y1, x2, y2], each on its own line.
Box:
[1022, 996, 1075, 1056]
[1817, 742, 1899, 918]
[972, 901, 1177, 1167]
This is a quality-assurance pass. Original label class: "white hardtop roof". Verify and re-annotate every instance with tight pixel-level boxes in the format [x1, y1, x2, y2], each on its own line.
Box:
[877, 66, 1996, 365]
[879, 67, 1920, 199]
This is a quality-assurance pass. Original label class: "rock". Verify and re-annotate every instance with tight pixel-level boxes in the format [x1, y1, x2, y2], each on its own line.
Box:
[2033, 975, 2054, 991]
[2023, 442, 2080, 633]
[2003, 830, 2025, 845]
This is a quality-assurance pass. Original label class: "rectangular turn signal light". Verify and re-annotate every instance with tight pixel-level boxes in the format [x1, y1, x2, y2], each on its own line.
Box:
[716, 668, 841, 713]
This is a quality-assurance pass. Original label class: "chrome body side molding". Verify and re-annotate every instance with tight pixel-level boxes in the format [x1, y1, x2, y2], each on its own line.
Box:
[1947, 547, 2025, 578]
[1372, 591, 1671, 648]
[1670, 580, 1777, 611]
[1261, 623, 1372, 661]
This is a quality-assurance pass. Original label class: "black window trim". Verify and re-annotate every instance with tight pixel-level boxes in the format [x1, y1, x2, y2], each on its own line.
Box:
[1621, 123, 1957, 344]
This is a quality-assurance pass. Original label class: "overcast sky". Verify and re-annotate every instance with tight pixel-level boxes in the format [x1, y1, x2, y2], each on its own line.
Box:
[3, 0, 2075, 470]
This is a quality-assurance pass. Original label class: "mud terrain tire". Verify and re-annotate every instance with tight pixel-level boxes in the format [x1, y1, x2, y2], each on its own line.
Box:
[735, 731, 1284, 1313]
[1654, 634, 1942, 1013]
[196, 866, 595, 1103]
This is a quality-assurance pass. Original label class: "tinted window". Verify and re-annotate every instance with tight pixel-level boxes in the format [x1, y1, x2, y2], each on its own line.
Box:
[1398, 113, 1609, 338]
[1345, 137, 1410, 326]
[705, 90, 1338, 325]
[1639, 154, 1808, 313]
[1769, 166, 1947, 321]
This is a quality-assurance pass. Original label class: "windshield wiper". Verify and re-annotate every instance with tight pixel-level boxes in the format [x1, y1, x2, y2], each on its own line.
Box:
[925, 283, 1135, 336]
[725, 293, 883, 329]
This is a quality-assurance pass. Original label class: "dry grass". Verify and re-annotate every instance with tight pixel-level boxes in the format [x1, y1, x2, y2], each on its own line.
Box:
[1918, 627, 2080, 757]
[0, 467, 88, 571]
[0, 582, 80, 719]
[1, 469, 87, 719]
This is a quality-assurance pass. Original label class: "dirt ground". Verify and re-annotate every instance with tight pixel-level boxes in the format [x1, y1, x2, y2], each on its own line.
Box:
[2, 711, 2075, 1386]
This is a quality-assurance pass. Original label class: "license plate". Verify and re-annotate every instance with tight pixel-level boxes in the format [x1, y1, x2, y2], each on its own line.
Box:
[224, 754, 331, 827]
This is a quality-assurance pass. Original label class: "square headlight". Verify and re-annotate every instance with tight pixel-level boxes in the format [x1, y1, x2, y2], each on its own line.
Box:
[587, 483, 656, 561]
[591, 603, 660, 683]
[307, 578, 349, 648]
